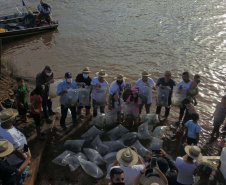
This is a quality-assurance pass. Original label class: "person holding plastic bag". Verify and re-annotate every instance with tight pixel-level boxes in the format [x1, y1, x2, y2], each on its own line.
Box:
[126, 89, 142, 125]
[108, 74, 126, 110]
[110, 92, 124, 122]
[75, 67, 92, 116]
[176, 72, 192, 125]
[155, 71, 176, 121]
[91, 70, 109, 117]
[57, 72, 78, 127]
[135, 71, 155, 114]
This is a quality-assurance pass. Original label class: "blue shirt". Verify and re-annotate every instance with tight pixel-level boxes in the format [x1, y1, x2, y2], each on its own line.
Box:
[185, 120, 201, 139]
[57, 80, 77, 105]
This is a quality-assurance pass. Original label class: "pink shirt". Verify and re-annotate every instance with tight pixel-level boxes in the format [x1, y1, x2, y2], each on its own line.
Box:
[127, 95, 142, 114]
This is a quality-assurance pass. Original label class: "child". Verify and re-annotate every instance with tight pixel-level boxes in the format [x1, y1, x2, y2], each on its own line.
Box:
[181, 98, 196, 127]
[122, 83, 132, 102]
[29, 86, 44, 139]
[15, 77, 28, 122]
[126, 89, 142, 125]
[211, 95, 226, 138]
[111, 92, 124, 122]
[185, 113, 201, 145]
[187, 74, 200, 106]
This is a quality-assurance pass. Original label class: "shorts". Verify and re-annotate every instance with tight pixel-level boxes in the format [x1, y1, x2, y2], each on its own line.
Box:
[30, 113, 41, 126]
[187, 137, 198, 145]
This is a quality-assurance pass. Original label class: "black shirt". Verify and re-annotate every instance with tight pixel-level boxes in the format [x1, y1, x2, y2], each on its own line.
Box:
[75, 73, 92, 86]
[0, 160, 18, 185]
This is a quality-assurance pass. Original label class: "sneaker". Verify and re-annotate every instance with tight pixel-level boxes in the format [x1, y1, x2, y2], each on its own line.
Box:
[45, 118, 53, 124]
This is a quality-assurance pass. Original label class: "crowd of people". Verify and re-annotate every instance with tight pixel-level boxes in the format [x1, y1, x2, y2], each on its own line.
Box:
[0, 65, 225, 185]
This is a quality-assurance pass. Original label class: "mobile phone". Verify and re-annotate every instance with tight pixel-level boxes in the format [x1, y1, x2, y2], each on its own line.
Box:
[23, 144, 28, 152]
[150, 157, 157, 168]
[152, 150, 161, 155]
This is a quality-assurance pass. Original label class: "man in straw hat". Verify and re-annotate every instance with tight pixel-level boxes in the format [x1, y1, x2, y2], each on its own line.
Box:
[108, 74, 126, 110]
[0, 139, 31, 185]
[75, 67, 92, 116]
[176, 145, 202, 185]
[111, 147, 145, 185]
[135, 70, 155, 114]
[91, 69, 109, 117]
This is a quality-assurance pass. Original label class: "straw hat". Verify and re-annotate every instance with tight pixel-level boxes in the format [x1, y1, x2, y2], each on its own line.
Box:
[140, 175, 166, 185]
[185, 145, 202, 161]
[0, 109, 18, 123]
[114, 74, 126, 80]
[82, 67, 91, 73]
[142, 71, 151, 77]
[0, 139, 14, 157]
[116, 147, 138, 167]
[96, 70, 108, 77]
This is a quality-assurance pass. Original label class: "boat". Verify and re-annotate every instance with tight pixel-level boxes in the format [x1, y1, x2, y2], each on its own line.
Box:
[0, 20, 58, 40]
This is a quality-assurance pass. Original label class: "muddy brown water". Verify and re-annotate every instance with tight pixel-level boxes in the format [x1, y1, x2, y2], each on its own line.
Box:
[1, 0, 226, 184]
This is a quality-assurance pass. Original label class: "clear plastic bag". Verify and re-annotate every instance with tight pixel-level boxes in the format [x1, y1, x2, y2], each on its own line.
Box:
[78, 86, 91, 106]
[152, 126, 169, 139]
[156, 87, 170, 107]
[141, 114, 160, 125]
[103, 152, 117, 164]
[52, 150, 76, 166]
[138, 83, 152, 103]
[91, 135, 109, 156]
[92, 114, 106, 127]
[49, 79, 63, 99]
[103, 140, 125, 152]
[83, 148, 105, 165]
[81, 126, 103, 141]
[148, 137, 163, 151]
[78, 158, 104, 178]
[63, 140, 85, 152]
[121, 102, 133, 114]
[131, 140, 150, 157]
[63, 89, 79, 108]
[95, 86, 107, 106]
[107, 124, 129, 140]
[120, 132, 139, 146]
[105, 163, 112, 179]
[68, 152, 87, 172]
[138, 122, 152, 140]
[105, 110, 117, 127]
[171, 86, 187, 107]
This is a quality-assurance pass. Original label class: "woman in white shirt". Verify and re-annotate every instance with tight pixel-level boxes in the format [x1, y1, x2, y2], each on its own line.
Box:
[176, 145, 202, 185]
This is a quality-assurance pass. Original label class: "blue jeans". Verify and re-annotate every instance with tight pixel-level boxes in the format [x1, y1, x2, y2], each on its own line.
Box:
[93, 99, 105, 117]
[60, 104, 76, 125]
[42, 95, 52, 119]
[139, 103, 151, 114]
[15, 162, 28, 185]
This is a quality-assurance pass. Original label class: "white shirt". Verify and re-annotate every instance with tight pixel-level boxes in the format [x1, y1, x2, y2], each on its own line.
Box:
[109, 80, 125, 95]
[0, 126, 27, 166]
[111, 164, 145, 185]
[177, 80, 192, 93]
[135, 78, 155, 104]
[91, 77, 109, 100]
[176, 157, 196, 184]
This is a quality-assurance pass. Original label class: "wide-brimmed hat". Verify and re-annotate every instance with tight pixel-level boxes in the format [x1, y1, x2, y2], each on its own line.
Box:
[82, 67, 91, 73]
[140, 175, 166, 185]
[114, 74, 126, 80]
[116, 147, 138, 167]
[185, 145, 202, 161]
[96, 70, 108, 77]
[0, 108, 18, 123]
[0, 139, 14, 157]
[142, 71, 151, 77]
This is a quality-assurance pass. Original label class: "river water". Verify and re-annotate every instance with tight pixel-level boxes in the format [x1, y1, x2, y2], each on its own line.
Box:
[1, 0, 226, 156]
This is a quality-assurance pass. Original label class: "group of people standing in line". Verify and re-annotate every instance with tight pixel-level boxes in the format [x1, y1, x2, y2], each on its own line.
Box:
[0, 65, 225, 185]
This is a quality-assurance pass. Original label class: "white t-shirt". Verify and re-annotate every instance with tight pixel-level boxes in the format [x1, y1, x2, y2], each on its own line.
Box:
[109, 80, 125, 95]
[135, 78, 155, 104]
[91, 77, 109, 100]
[111, 164, 145, 185]
[0, 126, 27, 166]
[176, 157, 196, 184]
[177, 80, 192, 93]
